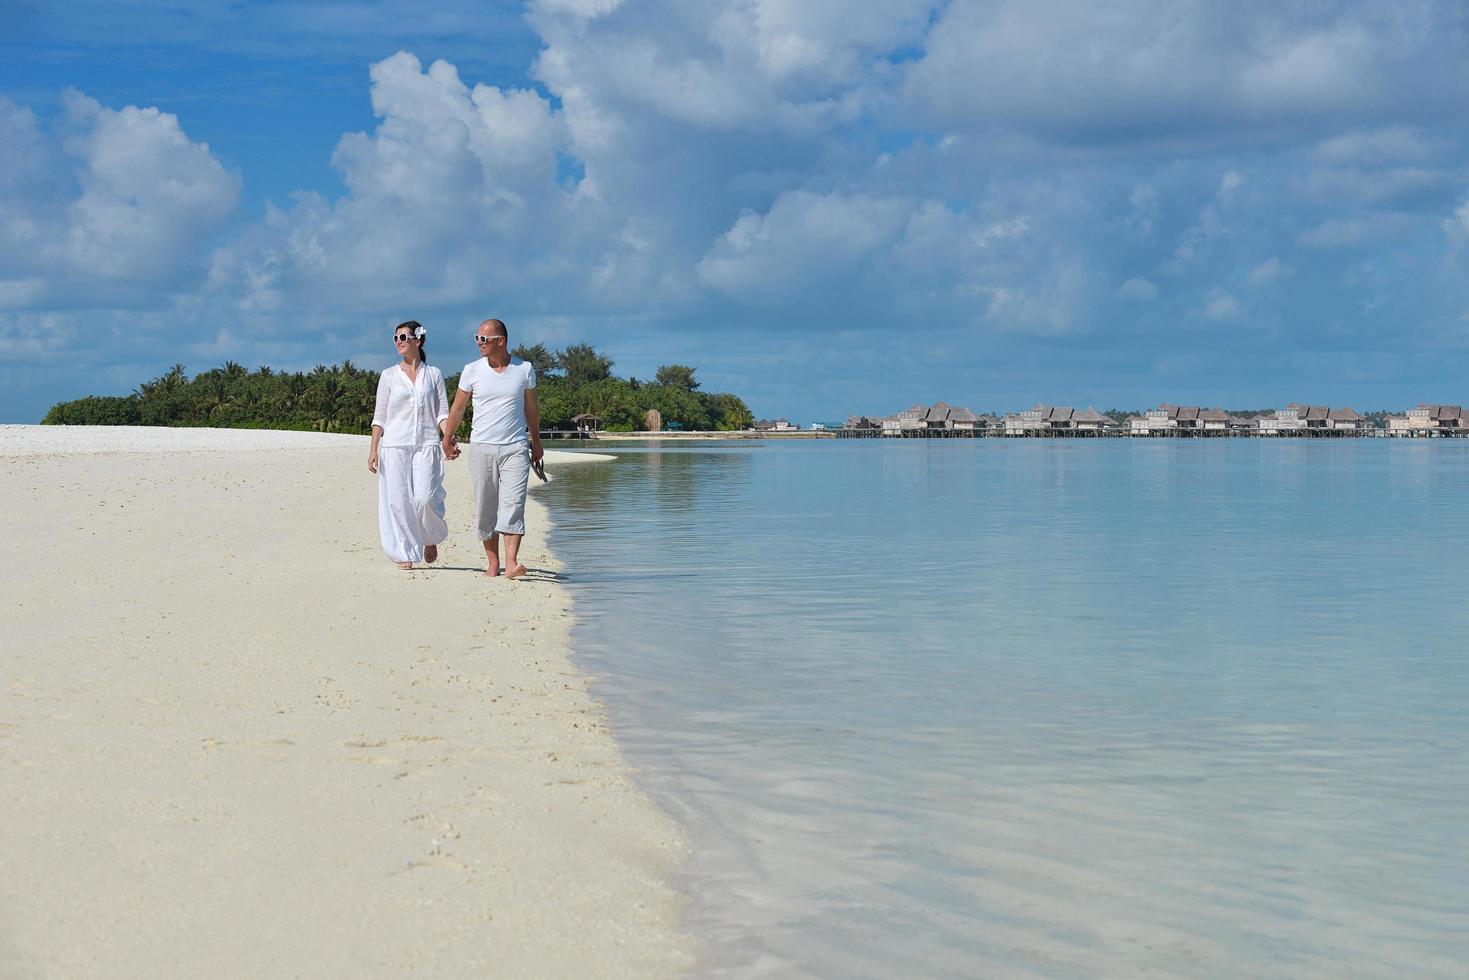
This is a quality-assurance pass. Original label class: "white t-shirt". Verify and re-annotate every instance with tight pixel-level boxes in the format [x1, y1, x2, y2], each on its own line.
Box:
[371, 363, 448, 448]
[460, 356, 536, 445]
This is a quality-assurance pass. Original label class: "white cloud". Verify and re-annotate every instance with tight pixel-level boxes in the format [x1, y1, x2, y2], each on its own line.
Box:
[0, 91, 238, 310]
[0, 311, 75, 363]
[533, 0, 624, 18]
[738, 0, 935, 84]
[529, 0, 931, 137]
[213, 52, 577, 312]
[1243, 257, 1286, 288]
[1444, 200, 1469, 246]
[1232, 23, 1373, 109]
[693, 188, 1084, 333]
[1119, 277, 1159, 300]
[1298, 213, 1413, 248]
[1164, 204, 1225, 273]
[1312, 127, 1433, 165]
[697, 191, 911, 296]
[1158, 169, 1252, 275]
[1203, 287, 1241, 320]
[1127, 184, 1159, 236]
[1297, 165, 1451, 208]
[900, 0, 1469, 146]
[60, 92, 239, 282]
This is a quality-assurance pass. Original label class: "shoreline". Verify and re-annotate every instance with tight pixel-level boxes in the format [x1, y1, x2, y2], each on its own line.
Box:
[588, 430, 831, 440]
[0, 426, 694, 978]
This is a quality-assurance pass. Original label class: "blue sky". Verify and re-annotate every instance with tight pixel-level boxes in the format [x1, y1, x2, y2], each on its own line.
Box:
[4, 0, 1469, 423]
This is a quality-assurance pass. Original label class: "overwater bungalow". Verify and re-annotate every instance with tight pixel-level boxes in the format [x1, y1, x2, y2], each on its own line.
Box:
[1257, 406, 1302, 434]
[1327, 407, 1368, 432]
[1072, 407, 1110, 432]
[1128, 404, 1245, 436]
[880, 405, 926, 435]
[1198, 408, 1240, 432]
[1396, 404, 1469, 435]
[867, 402, 988, 436]
[832, 399, 1394, 439]
[1002, 406, 1045, 436]
[1128, 405, 1175, 435]
[1256, 404, 1371, 435]
[924, 402, 956, 431]
[948, 406, 982, 431]
[999, 405, 1110, 436]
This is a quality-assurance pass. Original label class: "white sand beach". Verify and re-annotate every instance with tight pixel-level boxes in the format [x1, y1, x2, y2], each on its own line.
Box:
[0, 426, 694, 978]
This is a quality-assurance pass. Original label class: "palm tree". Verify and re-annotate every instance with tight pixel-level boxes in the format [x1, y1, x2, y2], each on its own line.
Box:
[138, 364, 189, 401]
[201, 376, 230, 419]
[288, 374, 311, 414]
[307, 375, 341, 429]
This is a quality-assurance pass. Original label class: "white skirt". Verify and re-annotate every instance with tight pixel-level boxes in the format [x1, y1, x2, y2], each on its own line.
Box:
[377, 443, 448, 563]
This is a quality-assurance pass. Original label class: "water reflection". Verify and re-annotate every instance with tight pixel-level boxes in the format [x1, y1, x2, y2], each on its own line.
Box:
[543, 440, 1469, 978]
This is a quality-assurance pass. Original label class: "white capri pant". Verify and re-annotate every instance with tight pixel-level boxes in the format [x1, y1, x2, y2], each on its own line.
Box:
[377, 442, 448, 563]
[469, 442, 530, 538]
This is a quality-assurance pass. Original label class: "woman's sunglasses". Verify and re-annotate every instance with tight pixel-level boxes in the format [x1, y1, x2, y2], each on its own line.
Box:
[394, 333, 417, 343]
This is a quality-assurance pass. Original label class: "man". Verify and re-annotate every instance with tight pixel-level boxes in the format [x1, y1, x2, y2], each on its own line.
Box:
[442, 318, 544, 579]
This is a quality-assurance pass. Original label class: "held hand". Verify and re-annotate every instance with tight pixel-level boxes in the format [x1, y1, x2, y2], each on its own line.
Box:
[441, 437, 460, 461]
[368, 449, 378, 474]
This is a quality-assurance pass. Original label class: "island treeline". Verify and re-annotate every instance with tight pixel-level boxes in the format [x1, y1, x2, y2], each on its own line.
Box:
[42, 343, 755, 434]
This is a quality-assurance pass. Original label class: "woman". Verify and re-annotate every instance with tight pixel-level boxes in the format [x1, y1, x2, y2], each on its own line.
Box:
[368, 321, 450, 569]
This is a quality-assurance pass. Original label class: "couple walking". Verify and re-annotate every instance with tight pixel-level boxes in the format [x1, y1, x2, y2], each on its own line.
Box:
[367, 318, 544, 578]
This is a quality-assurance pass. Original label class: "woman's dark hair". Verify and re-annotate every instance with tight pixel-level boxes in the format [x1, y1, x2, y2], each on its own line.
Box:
[395, 320, 427, 363]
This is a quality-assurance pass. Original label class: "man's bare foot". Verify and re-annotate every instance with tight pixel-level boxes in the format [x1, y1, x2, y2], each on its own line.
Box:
[396, 560, 413, 570]
[504, 563, 527, 579]
[484, 559, 500, 578]
[424, 545, 438, 564]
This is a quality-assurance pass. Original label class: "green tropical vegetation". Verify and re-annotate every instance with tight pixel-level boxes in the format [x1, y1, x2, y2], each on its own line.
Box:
[42, 347, 755, 435]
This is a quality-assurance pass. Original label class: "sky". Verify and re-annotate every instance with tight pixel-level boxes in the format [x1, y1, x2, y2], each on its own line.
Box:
[3, 0, 1469, 423]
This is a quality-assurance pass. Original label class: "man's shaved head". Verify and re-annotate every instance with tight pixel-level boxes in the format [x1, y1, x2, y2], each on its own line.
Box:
[479, 318, 508, 341]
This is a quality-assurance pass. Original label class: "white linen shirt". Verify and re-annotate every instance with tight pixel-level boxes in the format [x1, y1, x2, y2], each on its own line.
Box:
[372, 363, 449, 448]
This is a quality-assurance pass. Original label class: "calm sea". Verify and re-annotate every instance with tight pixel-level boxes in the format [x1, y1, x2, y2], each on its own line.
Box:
[541, 439, 1469, 979]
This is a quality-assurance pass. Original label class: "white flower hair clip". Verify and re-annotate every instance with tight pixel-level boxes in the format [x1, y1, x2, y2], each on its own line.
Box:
[414, 325, 426, 339]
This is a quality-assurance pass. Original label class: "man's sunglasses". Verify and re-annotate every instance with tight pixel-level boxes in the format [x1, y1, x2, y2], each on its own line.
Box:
[474, 334, 502, 344]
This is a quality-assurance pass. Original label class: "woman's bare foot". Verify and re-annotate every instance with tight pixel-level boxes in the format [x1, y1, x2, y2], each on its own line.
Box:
[424, 545, 438, 564]
[396, 560, 413, 570]
[504, 563, 527, 579]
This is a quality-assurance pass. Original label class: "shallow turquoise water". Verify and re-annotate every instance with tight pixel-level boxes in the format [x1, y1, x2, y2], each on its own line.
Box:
[542, 439, 1469, 978]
